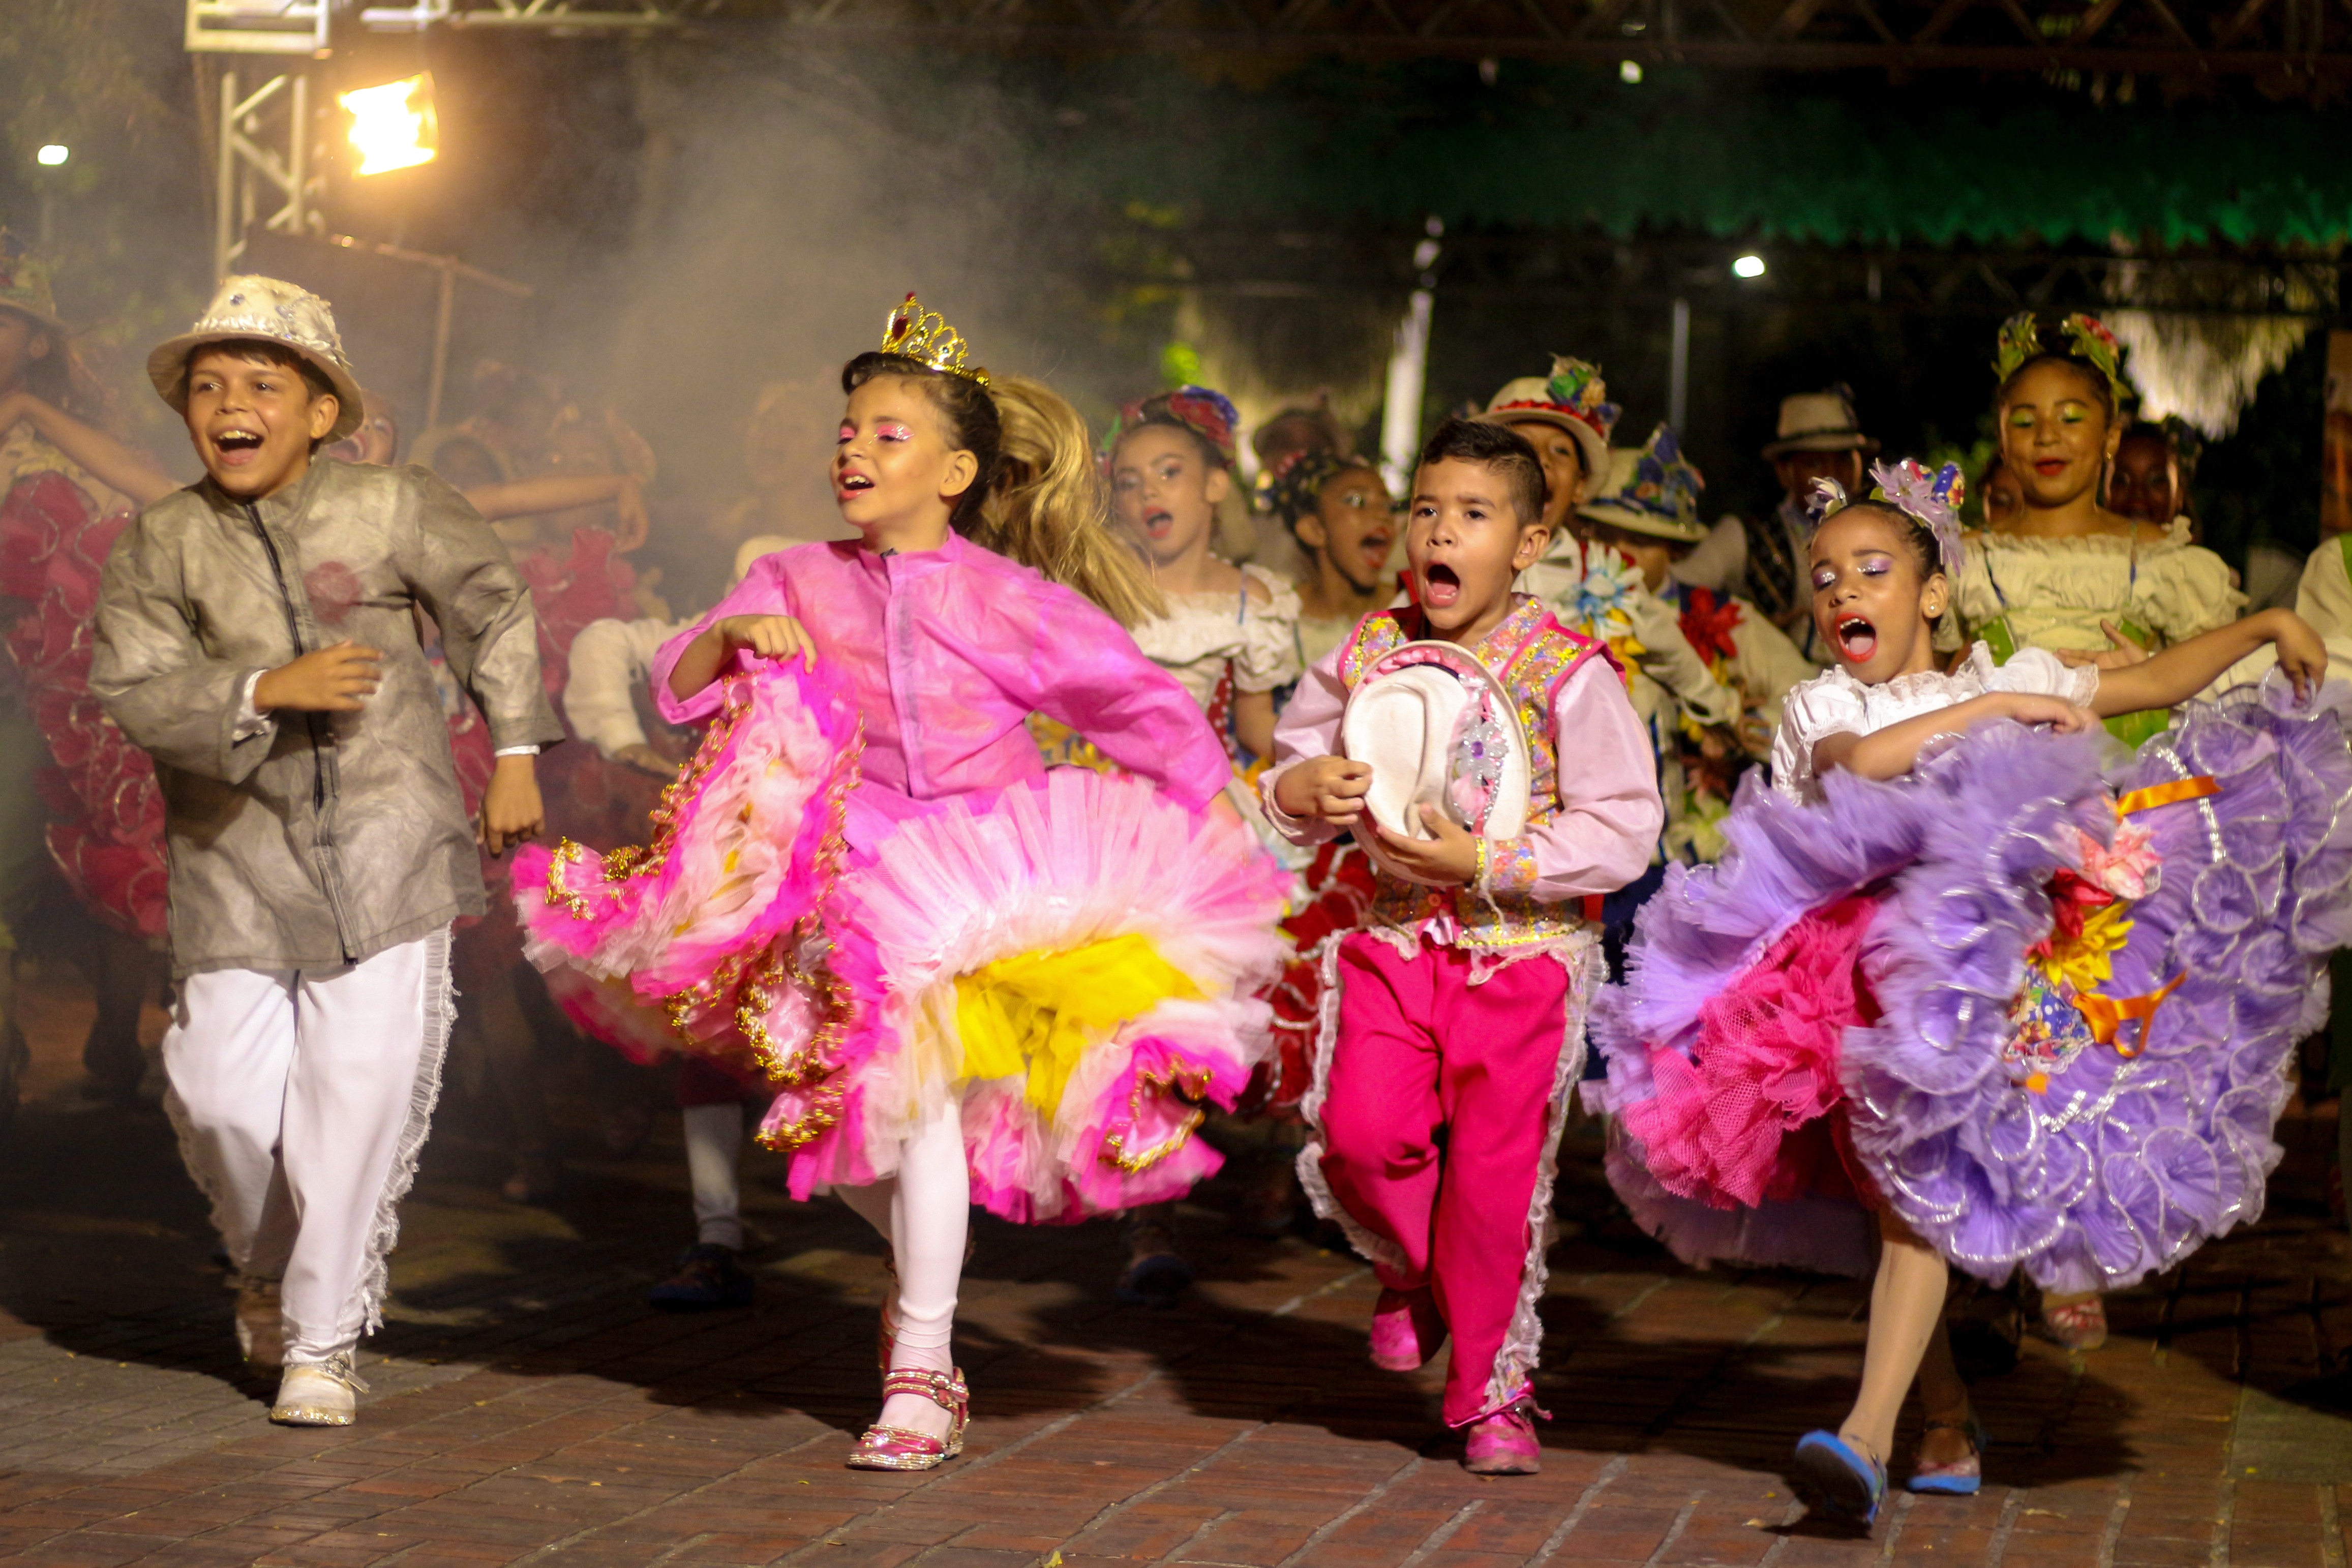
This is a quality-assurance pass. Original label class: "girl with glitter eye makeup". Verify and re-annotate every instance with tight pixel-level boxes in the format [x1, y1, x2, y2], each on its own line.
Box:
[1593, 459, 2344, 1527]
[511, 296, 1287, 1475]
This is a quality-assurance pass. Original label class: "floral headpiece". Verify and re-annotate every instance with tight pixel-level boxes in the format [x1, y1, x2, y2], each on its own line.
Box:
[1489, 355, 1621, 447]
[1262, 446, 1356, 526]
[879, 291, 989, 386]
[1808, 457, 1966, 574]
[1103, 384, 1242, 468]
[1992, 311, 2128, 407]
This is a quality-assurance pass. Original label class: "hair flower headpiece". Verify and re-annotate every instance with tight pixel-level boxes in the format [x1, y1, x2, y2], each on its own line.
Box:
[1992, 311, 2127, 407]
[880, 291, 989, 386]
[1808, 458, 1965, 574]
[1102, 383, 1243, 468]
[1263, 446, 1355, 525]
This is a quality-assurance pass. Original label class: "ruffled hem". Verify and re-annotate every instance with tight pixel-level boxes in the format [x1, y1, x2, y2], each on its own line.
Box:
[519, 660, 1292, 1226]
[1595, 681, 2352, 1291]
[770, 765, 1288, 1222]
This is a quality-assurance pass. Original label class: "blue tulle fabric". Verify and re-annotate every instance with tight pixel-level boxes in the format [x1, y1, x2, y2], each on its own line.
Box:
[1590, 681, 2352, 1292]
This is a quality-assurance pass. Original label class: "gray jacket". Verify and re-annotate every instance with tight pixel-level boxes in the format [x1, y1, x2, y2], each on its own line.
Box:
[92, 458, 563, 975]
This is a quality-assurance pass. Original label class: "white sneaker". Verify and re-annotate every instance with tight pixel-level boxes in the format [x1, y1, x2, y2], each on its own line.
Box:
[270, 1351, 368, 1426]
[234, 1278, 284, 1369]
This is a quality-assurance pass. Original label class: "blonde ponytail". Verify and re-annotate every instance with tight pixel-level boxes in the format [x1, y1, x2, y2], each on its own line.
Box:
[974, 374, 1165, 629]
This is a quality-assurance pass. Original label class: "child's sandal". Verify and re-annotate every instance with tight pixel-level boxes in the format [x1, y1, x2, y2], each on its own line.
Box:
[847, 1366, 970, 1471]
[1907, 1416, 1986, 1496]
[1793, 1430, 1887, 1525]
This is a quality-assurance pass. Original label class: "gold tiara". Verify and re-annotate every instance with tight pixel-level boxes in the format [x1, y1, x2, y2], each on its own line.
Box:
[879, 292, 989, 386]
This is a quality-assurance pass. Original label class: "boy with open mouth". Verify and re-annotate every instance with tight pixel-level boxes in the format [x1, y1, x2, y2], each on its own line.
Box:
[91, 278, 559, 1427]
[1263, 417, 1661, 1474]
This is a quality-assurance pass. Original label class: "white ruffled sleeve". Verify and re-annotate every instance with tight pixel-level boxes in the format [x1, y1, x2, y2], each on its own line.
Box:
[1233, 565, 1305, 694]
[1976, 642, 2099, 708]
[1768, 672, 1869, 803]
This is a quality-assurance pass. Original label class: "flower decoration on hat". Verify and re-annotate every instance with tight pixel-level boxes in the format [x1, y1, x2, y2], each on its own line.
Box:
[1807, 457, 1966, 575]
[1262, 446, 1354, 526]
[1992, 311, 2128, 408]
[1102, 384, 1242, 469]
[1491, 355, 1621, 447]
[880, 291, 989, 386]
[1621, 424, 1703, 522]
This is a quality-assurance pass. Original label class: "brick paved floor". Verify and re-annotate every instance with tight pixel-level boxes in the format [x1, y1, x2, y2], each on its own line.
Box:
[6, 968, 2352, 1566]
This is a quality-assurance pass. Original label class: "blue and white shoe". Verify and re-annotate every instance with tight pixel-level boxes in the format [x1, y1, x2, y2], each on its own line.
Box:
[1794, 1430, 1887, 1524]
[1907, 1417, 1987, 1496]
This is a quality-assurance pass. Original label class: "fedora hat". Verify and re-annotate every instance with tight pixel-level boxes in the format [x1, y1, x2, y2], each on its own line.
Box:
[1762, 384, 1878, 460]
[1481, 356, 1619, 486]
[146, 276, 365, 443]
[1576, 424, 1708, 545]
[1339, 640, 1531, 887]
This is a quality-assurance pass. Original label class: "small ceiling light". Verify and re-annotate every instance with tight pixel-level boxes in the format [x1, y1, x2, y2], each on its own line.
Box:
[1619, 59, 1644, 83]
[1733, 254, 1767, 279]
[36, 145, 68, 166]
[341, 74, 438, 177]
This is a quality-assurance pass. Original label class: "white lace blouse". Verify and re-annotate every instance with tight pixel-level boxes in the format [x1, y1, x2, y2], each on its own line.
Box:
[1769, 642, 2099, 804]
[1128, 561, 1304, 711]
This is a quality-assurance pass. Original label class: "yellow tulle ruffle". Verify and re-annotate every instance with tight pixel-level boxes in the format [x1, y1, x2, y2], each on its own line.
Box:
[953, 932, 1201, 1115]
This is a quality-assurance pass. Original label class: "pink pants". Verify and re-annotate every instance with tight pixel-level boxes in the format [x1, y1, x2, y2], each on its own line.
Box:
[1317, 931, 1573, 1427]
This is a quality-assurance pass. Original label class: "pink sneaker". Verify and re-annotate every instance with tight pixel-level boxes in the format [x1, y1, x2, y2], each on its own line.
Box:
[1463, 1405, 1542, 1475]
[1368, 1286, 1446, 1371]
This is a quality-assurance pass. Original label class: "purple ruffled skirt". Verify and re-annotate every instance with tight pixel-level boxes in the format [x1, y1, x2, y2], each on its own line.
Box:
[1589, 684, 2352, 1293]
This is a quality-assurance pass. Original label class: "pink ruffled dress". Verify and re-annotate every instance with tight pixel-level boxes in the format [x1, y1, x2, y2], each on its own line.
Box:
[514, 536, 1292, 1223]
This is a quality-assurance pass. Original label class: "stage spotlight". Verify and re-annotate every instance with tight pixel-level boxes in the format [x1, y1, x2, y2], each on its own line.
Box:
[1733, 254, 1767, 279]
[36, 145, 68, 166]
[341, 74, 438, 176]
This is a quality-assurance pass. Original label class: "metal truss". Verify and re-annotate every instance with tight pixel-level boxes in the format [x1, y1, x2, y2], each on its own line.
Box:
[210, 67, 324, 280]
[331, 0, 2352, 81]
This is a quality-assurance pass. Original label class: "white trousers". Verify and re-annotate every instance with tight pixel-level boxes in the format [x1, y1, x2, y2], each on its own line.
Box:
[163, 927, 453, 1363]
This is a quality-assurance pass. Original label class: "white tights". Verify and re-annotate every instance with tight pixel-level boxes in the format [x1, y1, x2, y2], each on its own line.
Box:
[836, 1098, 969, 1439]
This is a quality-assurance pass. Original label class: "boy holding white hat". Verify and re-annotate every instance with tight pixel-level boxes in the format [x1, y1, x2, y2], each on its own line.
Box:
[1263, 417, 1661, 1475]
[91, 277, 560, 1425]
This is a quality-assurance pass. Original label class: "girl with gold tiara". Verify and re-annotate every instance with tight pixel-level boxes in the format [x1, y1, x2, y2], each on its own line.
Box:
[511, 297, 1288, 1469]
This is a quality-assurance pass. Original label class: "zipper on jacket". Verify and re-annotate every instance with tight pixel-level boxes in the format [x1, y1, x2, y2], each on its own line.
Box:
[246, 502, 328, 812]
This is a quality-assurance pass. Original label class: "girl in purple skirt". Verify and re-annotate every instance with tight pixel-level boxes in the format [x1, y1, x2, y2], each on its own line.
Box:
[1591, 459, 2349, 1523]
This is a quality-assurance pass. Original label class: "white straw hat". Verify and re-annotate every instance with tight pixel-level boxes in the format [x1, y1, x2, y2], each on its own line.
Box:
[147, 276, 365, 442]
[1339, 641, 1530, 886]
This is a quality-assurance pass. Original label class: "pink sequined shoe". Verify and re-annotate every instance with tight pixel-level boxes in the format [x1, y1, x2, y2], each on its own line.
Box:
[1369, 1285, 1446, 1371]
[846, 1367, 970, 1472]
[1463, 1404, 1543, 1475]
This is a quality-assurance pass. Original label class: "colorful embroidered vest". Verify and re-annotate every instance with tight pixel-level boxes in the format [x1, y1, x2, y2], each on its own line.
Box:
[1336, 595, 1622, 946]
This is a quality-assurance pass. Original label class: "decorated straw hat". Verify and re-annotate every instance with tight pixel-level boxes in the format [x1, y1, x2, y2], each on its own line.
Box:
[146, 276, 365, 442]
[1761, 384, 1879, 459]
[0, 233, 68, 338]
[1577, 424, 1708, 545]
[1481, 356, 1619, 487]
[1339, 640, 1531, 887]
